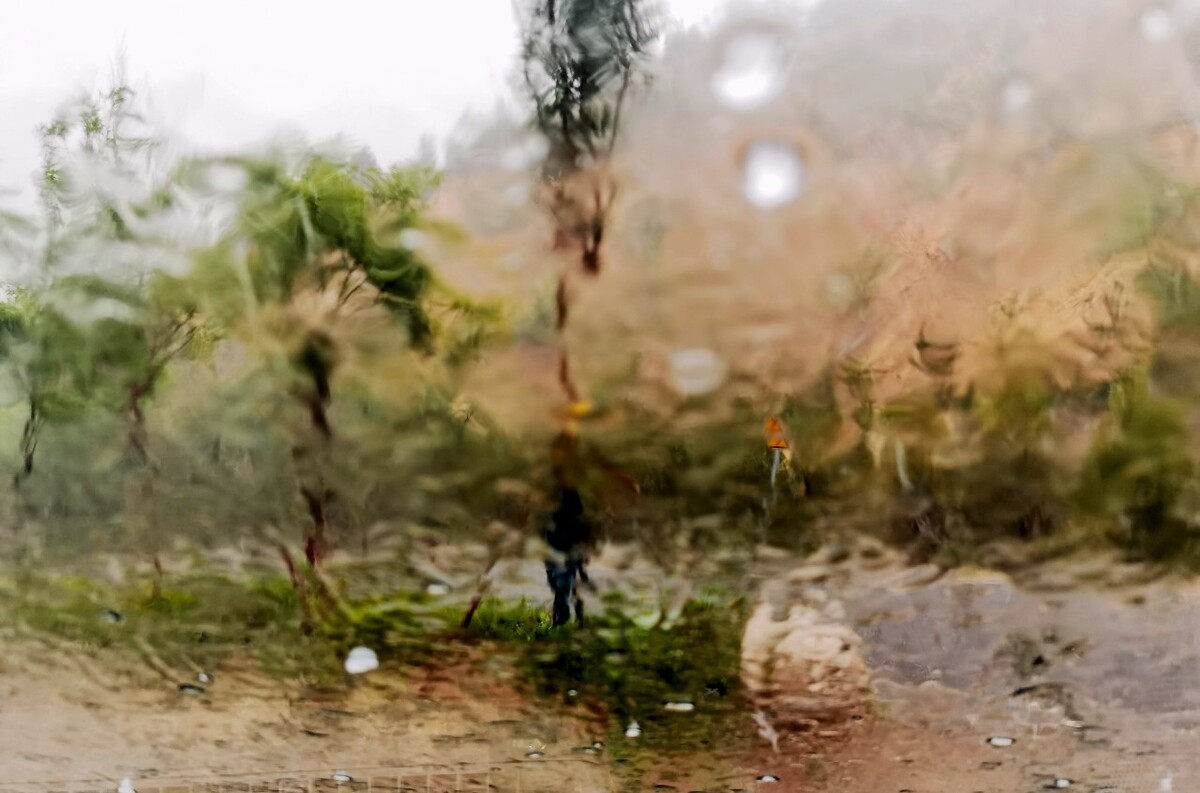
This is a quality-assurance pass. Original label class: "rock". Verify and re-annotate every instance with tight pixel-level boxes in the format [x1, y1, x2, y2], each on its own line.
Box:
[592, 542, 638, 571]
[855, 536, 888, 560]
[741, 596, 871, 745]
[756, 545, 795, 562]
[878, 564, 944, 590]
[808, 543, 853, 566]
[786, 565, 833, 585]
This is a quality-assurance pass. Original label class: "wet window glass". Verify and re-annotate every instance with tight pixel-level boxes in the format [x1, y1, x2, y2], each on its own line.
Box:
[0, 1, 1198, 791]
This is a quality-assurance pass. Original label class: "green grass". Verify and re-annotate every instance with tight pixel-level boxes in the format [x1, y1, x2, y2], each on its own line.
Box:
[0, 569, 341, 681]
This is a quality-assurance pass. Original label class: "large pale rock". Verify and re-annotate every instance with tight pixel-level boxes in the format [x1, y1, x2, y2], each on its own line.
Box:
[741, 593, 871, 743]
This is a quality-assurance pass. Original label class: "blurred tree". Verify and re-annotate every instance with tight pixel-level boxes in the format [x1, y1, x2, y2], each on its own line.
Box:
[186, 152, 494, 565]
[520, 0, 657, 404]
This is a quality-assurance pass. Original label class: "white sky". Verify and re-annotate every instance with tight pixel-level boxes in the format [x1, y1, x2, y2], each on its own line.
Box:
[0, 0, 735, 210]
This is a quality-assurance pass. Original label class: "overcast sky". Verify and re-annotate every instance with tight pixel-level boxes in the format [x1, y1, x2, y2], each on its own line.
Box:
[0, 0, 738, 210]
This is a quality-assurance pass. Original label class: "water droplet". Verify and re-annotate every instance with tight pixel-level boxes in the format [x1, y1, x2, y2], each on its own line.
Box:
[202, 163, 249, 193]
[824, 273, 855, 308]
[500, 137, 549, 171]
[742, 142, 804, 209]
[712, 32, 786, 111]
[99, 608, 123, 624]
[525, 751, 544, 759]
[332, 772, 353, 783]
[117, 778, 136, 793]
[756, 774, 780, 783]
[398, 228, 429, 251]
[344, 646, 379, 675]
[178, 683, 205, 696]
[664, 701, 695, 713]
[987, 735, 1015, 747]
[1141, 7, 1176, 41]
[425, 582, 451, 596]
[669, 348, 727, 396]
[624, 721, 642, 738]
[1003, 80, 1033, 113]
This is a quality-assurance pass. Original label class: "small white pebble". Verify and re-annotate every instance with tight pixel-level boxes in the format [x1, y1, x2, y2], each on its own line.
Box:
[117, 779, 136, 793]
[664, 701, 695, 713]
[343, 646, 379, 675]
[624, 721, 642, 738]
[332, 772, 353, 783]
[757, 774, 780, 783]
[987, 736, 1015, 747]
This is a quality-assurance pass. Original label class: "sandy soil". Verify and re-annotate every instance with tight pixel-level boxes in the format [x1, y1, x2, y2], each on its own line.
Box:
[0, 641, 610, 792]
[2, 544, 1198, 793]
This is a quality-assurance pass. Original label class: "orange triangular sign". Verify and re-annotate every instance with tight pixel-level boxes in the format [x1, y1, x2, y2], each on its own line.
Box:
[765, 416, 789, 449]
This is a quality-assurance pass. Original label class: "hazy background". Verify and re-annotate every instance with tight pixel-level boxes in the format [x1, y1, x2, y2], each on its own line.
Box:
[0, 0, 751, 213]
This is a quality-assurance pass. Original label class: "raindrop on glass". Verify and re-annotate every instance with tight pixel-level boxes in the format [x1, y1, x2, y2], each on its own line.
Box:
[1141, 7, 1176, 41]
[712, 32, 785, 111]
[669, 348, 727, 396]
[203, 163, 249, 193]
[398, 228, 429, 251]
[742, 142, 804, 209]
[987, 735, 1015, 747]
[624, 720, 642, 738]
[1003, 80, 1033, 113]
[824, 273, 855, 308]
[500, 137, 549, 171]
[344, 646, 379, 675]
[664, 700, 696, 713]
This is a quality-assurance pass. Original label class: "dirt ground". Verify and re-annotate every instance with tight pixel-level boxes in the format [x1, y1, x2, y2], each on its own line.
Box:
[2, 544, 1198, 793]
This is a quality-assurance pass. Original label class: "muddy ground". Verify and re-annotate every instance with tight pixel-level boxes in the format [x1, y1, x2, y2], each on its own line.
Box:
[1, 541, 1196, 793]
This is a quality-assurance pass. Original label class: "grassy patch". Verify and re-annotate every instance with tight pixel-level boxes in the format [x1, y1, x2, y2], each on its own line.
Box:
[0, 570, 340, 680]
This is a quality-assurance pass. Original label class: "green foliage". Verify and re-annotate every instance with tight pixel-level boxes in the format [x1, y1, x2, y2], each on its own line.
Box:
[1138, 262, 1200, 333]
[1076, 373, 1197, 562]
[511, 593, 750, 755]
[202, 155, 439, 346]
[462, 598, 559, 642]
[0, 570, 334, 679]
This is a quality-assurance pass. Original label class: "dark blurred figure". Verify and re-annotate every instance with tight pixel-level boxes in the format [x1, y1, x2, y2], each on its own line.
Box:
[543, 421, 638, 627]
[544, 486, 592, 626]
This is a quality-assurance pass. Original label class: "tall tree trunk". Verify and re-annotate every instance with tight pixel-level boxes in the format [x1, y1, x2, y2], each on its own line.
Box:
[9, 397, 41, 534]
[13, 397, 40, 488]
[120, 372, 163, 584]
[293, 356, 336, 567]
